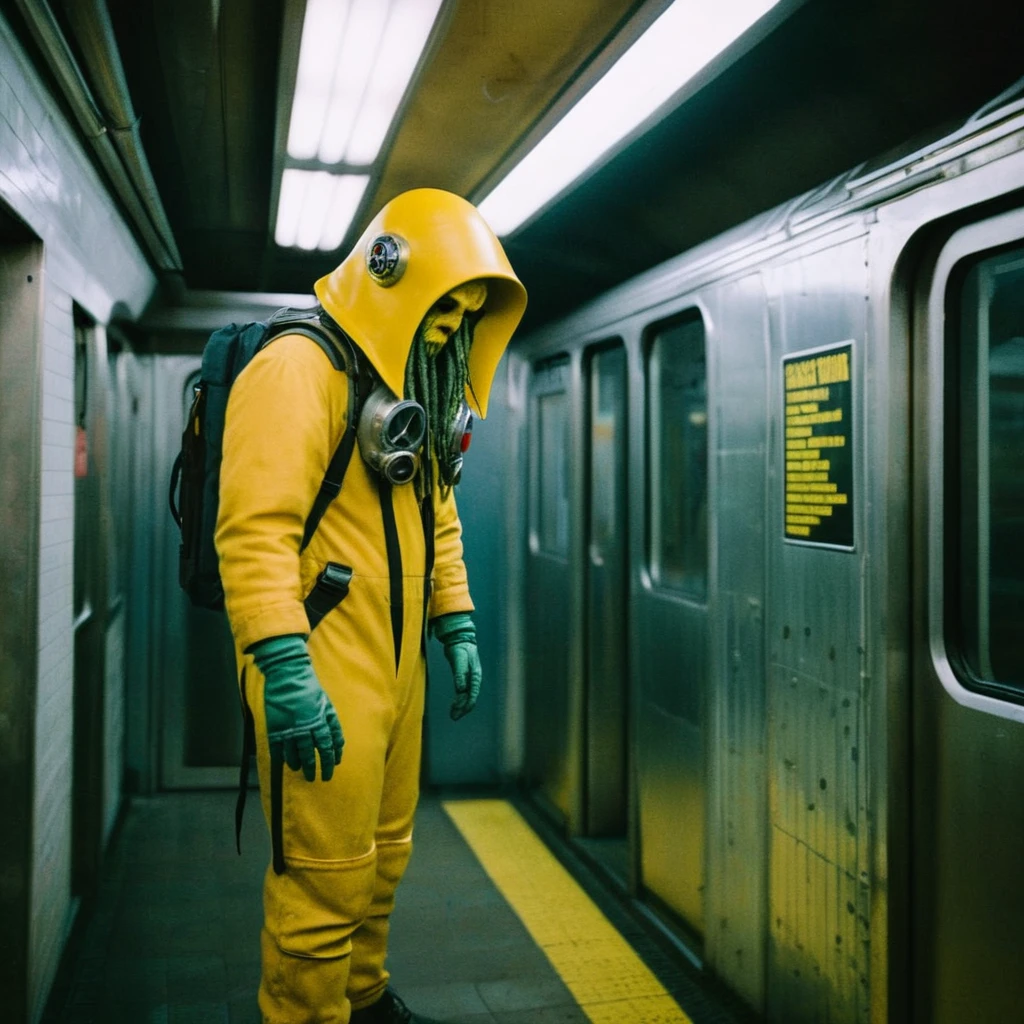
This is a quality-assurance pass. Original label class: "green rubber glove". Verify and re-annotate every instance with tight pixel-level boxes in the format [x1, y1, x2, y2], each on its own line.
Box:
[250, 635, 344, 782]
[431, 612, 481, 721]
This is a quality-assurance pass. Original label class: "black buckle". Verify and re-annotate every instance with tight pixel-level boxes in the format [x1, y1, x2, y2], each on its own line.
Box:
[304, 561, 353, 632]
[318, 562, 353, 593]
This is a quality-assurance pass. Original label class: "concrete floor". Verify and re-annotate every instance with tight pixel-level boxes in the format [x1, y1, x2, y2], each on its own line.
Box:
[42, 792, 589, 1023]
[42, 791, 749, 1024]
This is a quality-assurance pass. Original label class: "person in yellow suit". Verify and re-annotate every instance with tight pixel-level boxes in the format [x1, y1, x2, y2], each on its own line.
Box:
[215, 189, 526, 1024]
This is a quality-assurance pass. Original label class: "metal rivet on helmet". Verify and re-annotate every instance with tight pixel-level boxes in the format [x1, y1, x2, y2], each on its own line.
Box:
[365, 234, 409, 287]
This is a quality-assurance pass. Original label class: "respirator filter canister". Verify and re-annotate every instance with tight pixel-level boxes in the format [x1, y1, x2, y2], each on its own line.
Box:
[357, 385, 427, 485]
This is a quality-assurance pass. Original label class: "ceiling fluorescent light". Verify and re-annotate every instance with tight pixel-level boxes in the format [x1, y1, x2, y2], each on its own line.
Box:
[274, 168, 308, 247]
[478, 0, 786, 237]
[287, 0, 444, 167]
[345, 0, 445, 165]
[275, 169, 370, 251]
[295, 172, 340, 250]
[287, 0, 351, 161]
[318, 174, 372, 250]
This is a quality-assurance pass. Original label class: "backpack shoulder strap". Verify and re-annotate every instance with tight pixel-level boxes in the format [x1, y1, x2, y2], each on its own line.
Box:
[261, 308, 369, 551]
[261, 306, 351, 373]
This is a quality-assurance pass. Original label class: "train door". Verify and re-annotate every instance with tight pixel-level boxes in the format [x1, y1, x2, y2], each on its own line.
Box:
[635, 311, 708, 938]
[579, 342, 629, 877]
[525, 355, 578, 826]
[72, 311, 110, 892]
[158, 359, 241, 788]
[911, 211, 1024, 1021]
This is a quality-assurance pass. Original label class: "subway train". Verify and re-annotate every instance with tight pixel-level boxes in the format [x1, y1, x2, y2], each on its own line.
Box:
[504, 78, 1024, 1024]
[1, 1, 1023, 1022]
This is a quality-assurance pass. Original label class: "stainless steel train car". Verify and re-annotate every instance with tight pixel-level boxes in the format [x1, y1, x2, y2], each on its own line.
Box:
[504, 84, 1024, 1024]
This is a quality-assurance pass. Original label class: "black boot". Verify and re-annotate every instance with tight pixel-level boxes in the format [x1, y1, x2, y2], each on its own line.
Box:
[350, 987, 447, 1024]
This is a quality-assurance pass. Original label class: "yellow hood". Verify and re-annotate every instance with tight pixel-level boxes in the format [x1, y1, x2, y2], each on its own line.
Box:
[315, 188, 527, 418]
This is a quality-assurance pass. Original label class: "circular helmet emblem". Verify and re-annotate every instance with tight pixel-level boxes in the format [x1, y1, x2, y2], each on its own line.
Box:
[365, 233, 408, 287]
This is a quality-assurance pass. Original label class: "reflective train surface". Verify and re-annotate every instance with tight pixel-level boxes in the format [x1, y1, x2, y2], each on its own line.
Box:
[1, 1, 1023, 1022]
[508, 95, 1024, 1023]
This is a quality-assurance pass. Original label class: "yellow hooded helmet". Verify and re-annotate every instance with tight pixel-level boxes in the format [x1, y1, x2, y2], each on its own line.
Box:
[314, 188, 527, 418]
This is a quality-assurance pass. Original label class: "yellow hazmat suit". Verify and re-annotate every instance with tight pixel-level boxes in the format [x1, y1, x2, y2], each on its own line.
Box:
[215, 189, 526, 1023]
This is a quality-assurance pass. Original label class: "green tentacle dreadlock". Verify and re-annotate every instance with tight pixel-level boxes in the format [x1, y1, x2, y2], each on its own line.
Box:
[405, 313, 478, 499]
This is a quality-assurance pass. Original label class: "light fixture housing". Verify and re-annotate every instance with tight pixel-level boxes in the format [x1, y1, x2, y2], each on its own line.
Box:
[477, 0, 789, 237]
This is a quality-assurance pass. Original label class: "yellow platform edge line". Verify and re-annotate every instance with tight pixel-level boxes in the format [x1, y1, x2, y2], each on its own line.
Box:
[442, 798, 693, 1024]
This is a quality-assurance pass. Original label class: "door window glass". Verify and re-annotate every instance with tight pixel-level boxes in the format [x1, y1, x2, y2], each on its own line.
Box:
[647, 313, 707, 598]
[590, 345, 626, 561]
[952, 247, 1024, 694]
[538, 389, 570, 556]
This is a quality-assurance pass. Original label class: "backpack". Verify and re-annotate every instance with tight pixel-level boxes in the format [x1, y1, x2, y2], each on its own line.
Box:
[168, 306, 370, 616]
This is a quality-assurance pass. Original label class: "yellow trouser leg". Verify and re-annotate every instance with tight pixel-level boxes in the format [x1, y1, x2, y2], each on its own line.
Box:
[258, 842, 378, 1022]
[348, 836, 413, 1009]
[248, 574, 427, 1023]
[348, 577, 427, 1010]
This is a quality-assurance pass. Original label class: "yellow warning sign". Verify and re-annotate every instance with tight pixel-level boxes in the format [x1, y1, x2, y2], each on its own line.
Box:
[783, 344, 854, 547]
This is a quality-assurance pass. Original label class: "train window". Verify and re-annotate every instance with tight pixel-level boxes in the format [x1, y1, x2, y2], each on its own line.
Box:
[950, 246, 1024, 695]
[538, 388, 570, 557]
[589, 344, 626, 561]
[646, 312, 707, 598]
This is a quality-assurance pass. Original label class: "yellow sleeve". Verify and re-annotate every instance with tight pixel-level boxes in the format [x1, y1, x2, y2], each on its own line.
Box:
[428, 482, 475, 619]
[215, 334, 348, 650]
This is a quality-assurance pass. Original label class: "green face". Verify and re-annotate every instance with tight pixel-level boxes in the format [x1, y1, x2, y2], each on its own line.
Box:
[419, 282, 488, 355]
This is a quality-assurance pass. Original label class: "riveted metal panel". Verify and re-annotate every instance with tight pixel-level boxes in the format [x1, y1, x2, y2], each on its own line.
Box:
[704, 274, 770, 1010]
[765, 237, 871, 1024]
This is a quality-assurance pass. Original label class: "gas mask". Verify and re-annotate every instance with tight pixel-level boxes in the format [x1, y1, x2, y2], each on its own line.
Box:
[356, 388, 475, 488]
[358, 281, 490, 488]
[356, 386, 426, 486]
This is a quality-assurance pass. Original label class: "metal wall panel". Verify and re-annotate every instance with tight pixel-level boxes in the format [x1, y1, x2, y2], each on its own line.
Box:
[0, 236, 43, 1024]
[72, 315, 113, 895]
[122, 352, 158, 796]
[704, 274, 769, 1010]
[100, 342, 135, 840]
[154, 356, 241, 789]
[0, 12, 156, 1019]
[103, 608, 125, 841]
[764, 237, 871, 1024]
[425, 359, 513, 785]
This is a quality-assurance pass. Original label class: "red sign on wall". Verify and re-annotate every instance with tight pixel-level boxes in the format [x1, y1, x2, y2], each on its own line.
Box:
[75, 426, 88, 478]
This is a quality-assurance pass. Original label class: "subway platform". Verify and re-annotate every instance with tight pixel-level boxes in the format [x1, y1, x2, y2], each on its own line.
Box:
[41, 792, 751, 1024]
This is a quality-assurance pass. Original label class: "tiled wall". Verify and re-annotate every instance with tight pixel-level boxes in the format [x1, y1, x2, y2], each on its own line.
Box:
[32, 276, 76, 1022]
[0, 11, 156, 1021]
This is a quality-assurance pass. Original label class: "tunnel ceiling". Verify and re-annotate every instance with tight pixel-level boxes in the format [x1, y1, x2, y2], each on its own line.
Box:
[8, 0, 1024, 333]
